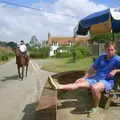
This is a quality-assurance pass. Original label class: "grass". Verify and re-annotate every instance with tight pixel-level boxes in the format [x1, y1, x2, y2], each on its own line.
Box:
[41, 57, 93, 73]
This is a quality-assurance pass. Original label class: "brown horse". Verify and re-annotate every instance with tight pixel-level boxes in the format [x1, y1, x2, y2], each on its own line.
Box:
[15, 48, 29, 80]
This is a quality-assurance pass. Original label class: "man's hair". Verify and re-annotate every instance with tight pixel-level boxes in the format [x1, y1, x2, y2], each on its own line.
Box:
[21, 40, 24, 43]
[104, 41, 117, 49]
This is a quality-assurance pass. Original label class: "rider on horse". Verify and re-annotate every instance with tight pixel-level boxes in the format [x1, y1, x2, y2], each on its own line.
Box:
[19, 40, 27, 56]
[15, 40, 29, 79]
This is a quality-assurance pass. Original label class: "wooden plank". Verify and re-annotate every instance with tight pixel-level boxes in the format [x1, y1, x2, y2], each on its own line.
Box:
[35, 79, 57, 120]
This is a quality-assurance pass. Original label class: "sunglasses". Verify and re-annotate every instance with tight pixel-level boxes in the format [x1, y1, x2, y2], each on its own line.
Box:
[107, 48, 115, 51]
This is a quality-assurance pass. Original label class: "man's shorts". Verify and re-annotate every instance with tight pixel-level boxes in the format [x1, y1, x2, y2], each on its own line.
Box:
[86, 78, 113, 91]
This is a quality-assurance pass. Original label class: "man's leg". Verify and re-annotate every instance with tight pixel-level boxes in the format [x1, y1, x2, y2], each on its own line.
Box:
[48, 76, 90, 90]
[91, 82, 105, 108]
[58, 80, 90, 90]
[87, 82, 105, 117]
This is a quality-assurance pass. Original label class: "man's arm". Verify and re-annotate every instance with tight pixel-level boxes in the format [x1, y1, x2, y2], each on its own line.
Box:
[75, 66, 96, 83]
[109, 69, 120, 77]
[83, 66, 96, 79]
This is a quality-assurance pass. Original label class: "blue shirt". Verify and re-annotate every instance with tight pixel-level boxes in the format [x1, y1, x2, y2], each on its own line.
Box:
[92, 53, 120, 86]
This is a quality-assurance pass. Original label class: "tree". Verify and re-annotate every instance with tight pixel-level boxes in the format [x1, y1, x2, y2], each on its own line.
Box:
[7, 41, 17, 48]
[0, 41, 7, 46]
[29, 35, 40, 47]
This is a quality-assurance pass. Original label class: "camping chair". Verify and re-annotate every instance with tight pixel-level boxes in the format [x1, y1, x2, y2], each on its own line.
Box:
[92, 57, 120, 109]
[100, 72, 120, 109]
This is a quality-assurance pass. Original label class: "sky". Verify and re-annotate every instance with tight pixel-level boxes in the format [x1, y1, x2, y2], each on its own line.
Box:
[0, 0, 119, 43]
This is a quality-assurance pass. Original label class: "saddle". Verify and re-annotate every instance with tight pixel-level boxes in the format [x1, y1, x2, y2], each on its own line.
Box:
[20, 52, 27, 58]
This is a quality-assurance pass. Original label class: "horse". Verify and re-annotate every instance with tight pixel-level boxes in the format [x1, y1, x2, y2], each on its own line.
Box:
[14, 47, 29, 80]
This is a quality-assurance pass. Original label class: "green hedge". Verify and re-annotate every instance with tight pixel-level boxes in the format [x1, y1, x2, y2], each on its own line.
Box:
[29, 46, 50, 59]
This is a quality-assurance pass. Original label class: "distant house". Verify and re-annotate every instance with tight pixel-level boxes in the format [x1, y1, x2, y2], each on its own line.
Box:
[48, 33, 90, 56]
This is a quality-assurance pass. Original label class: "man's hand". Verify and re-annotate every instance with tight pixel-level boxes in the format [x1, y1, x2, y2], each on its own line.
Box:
[108, 70, 117, 77]
[75, 77, 86, 83]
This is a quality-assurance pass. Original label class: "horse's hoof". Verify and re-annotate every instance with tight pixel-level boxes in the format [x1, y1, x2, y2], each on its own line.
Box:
[18, 77, 21, 81]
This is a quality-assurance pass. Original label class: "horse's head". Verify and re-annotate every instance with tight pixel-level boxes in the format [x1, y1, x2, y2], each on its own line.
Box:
[14, 47, 20, 56]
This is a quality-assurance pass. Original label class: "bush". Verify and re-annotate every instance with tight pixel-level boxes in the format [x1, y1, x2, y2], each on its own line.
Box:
[0, 53, 13, 61]
[29, 47, 39, 52]
[54, 46, 71, 58]
[55, 51, 71, 58]
[39, 46, 50, 58]
[69, 44, 92, 63]
[1, 55, 8, 61]
[52, 44, 91, 62]
[0, 47, 15, 62]
[29, 46, 50, 59]
[30, 52, 42, 58]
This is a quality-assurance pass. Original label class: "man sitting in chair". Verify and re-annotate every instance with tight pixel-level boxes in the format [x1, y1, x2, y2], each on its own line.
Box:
[49, 41, 120, 117]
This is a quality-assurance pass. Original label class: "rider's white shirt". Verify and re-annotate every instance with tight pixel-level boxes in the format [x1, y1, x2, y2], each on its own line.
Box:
[19, 44, 27, 52]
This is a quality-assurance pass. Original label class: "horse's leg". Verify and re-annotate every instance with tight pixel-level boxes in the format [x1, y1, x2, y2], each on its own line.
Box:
[17, 65, 21, 78]
[26, 64, 28, 77]
[25, 56, 29, 77]
[21, 66, 24, 80]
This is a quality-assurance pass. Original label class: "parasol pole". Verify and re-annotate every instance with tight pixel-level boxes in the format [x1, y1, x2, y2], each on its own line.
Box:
[109, 11, 115, 41]
[112, 32, 115, 41]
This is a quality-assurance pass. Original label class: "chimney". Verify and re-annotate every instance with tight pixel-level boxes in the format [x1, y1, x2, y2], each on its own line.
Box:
[48, 32, 51, 38]
[48, 32, 50, 44]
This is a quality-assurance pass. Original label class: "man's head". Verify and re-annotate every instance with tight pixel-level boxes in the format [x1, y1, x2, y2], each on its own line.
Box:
[20, 40, 24, 45]
[105, 41, 117, 58]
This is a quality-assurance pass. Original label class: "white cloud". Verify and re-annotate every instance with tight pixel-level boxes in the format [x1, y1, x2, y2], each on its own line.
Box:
[0, 0, 108, 43]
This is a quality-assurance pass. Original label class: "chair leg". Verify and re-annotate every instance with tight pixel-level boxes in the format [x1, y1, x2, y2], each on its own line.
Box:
[104, 97, 112, 109]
